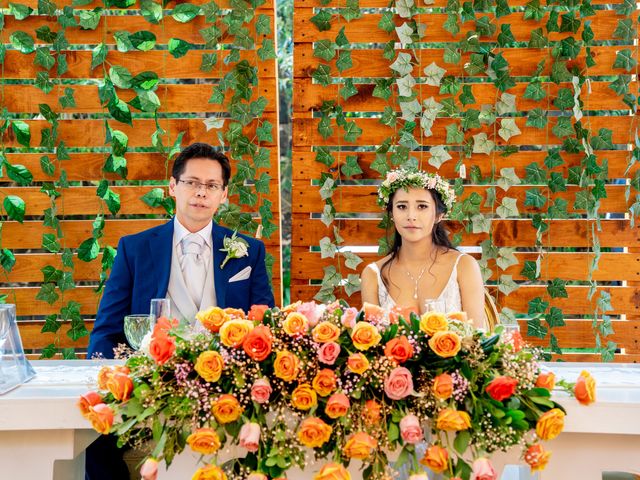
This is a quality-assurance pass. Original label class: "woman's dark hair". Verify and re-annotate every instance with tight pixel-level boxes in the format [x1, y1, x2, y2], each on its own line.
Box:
[171, 142, 231, 186]
[380, 187, 456, 292]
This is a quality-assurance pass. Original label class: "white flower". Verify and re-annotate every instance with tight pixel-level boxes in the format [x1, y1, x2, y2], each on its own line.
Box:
[220, 232, 249, 269]
[139, 331, 153, 357]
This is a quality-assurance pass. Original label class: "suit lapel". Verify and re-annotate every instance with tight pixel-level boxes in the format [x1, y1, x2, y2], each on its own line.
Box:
[212, 222, 230, 308]
[152, 219, 175, 298]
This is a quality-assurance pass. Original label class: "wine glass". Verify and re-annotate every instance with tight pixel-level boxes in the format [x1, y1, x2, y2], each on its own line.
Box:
[123, 314, 153, 350]
[423, 298, 446, 313]
[150, 298, 171, 323]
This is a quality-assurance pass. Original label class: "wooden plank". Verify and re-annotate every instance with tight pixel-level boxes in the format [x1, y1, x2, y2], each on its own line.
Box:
[294, 45, 631, 78]
[551, 353, 640, 363]
[2, 50, 276, 79]
[295, 0, 625, 8]
[293, 116, 637, 147]
[1, 114, 278, 148]
[290, 249, 640, 282]
[19, 320, 93, 349]
[295, 10, 637, 43]
[0, 186, 280, 216]
[294, 79, 636, 113]
[292, 184, 630, 214]
[5, 150, 279, 182]
[290, 284, 640, 315]
[290, 216, 638, 248]
[3, 82, 278, 114]
[2, 0, 274, 9]
[291, 150, 638, 180]
[2, 14, 274, 46]
[520, 319, 640, 350]
[0, 220, 282, 248]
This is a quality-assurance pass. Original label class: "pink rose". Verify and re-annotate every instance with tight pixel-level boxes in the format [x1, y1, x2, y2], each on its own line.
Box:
[384, 366, 414, 400]
[239, 422, 261, 453]
[399, 414, 423, 444]
[318, 342, 341, 365]
[140, 458, 158, 480]
[341, 307, 358, 329]
[297, 301, 320, 327]
[472, 457, 497, 480]
[251, 378, 272, 404]
[246, 474, 268, 480]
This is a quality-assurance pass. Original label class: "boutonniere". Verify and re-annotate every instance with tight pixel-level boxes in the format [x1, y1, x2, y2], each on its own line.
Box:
[220, 231, 249, 269]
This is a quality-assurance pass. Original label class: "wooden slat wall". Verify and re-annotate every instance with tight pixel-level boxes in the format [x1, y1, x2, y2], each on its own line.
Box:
[0, 0, 282, 354]
[291, 0, 640, 361]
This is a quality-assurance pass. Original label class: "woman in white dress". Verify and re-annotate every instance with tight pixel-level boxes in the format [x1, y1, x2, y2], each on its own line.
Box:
[361, 168, 487, 329]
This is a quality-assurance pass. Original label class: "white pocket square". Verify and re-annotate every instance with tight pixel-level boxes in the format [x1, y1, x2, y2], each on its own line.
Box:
[229, 266, 252, 282]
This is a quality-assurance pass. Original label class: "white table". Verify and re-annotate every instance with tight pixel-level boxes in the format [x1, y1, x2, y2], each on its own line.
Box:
[1, 361, 639, 480]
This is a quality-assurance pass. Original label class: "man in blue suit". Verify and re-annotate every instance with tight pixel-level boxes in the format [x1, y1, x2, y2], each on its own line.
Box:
[86, 142, 275, 479]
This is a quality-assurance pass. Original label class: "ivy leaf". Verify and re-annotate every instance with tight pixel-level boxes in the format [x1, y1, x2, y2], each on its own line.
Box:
[378, 11, 395, 32]
[200, 53, 218, 72]
[10, 31, 35, 54]
[428, 145, 452, 169]
[615, 0, 635, 15]
[373, 78, 393, 100]
[35, 47, 55, 71]
[341, 0, 362, 21]
[310, 10, 332, 31]
[528, 28, 548, 48]
[90, 42, 107, 70]
[315, 147, 335, 167]
[552, 116, 573, 138]
[524, 188, 546, 209]
[131, 71, 159, 91]
[35, 71, 54, 94]
[523, 81, 546, 102]
[521, 259, 540, 280]
[3, 195, 25, 222]
[497, 167, 521, 191]
[443, 45, 460, 64]
[496, 247, 519, 270]
[11, 120, 30, 147]
[498, 274, 519, 295]
[459, 85, 475, 106]
[559, 12, 580, 33]
[36, 283, 59, 305]
[319, 236, 337, 259]
[498, 118, 521, 142]
[613, 49, 637, 72]
[339, 79, 358, 101]
[553, 88, 575, 110]
[312, 64, 332, 86]
[255, 14, 271, 35]
[344, 273, 361, 296]
[343, 251, 363, 270]
[78, 238, 100, 262]
[527, 318, 548, 339]
[526, 108, 547, 129]
[130, 31, 157, 51]
[257, 38, 276, 60]
[78, 8, 103, 30]
[472, 133, 494, 155]
[391, 52, 414, 76]
[172, 3, 200, 23]
[446, 123, 464, 144]
[470, 213, 491, 233]
[545, 307, 565, 328]
[313, 40, 336, 61]
[256, 121, 273, 142]
[496, 197, 519, 219]
[336, 50, 353, 73]
[341, 155, 362, 177]
[343, 121, 362, 143]
[395, 0, 415, 18]
[40, 155, 55, 176]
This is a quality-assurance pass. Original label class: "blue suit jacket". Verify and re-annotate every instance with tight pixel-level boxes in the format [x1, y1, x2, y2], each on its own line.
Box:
[87, 219, 275, 358]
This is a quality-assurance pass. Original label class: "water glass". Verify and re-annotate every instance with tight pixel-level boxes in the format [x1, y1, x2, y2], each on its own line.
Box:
[423, 298, 446, 313]
[150, 298, 171, 323]
[123, 314, 153, 350]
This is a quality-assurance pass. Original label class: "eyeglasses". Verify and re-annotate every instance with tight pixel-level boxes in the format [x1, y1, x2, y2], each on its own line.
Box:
[177, 179, 224, 193]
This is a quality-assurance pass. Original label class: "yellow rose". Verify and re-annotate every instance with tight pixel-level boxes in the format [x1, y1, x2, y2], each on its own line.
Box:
[536, 408, 565, 441]
[211, 394, 243, 424]
[524, 444, 552, 472]
[187, 428, 221, 455]
[283, 312, 309, 336]
[346, 353, 370, 374]
[574, 370, 596, 406]
[343, 432, 377, 460]
[314, 463, 351, 480]
[312, 369, 337, 397]
[219, 319, 253, 348]
[192, 464, 227, 480]
[350, 322, 382, 351]
[312, 321, 341, 343]
[297, 417, 333, 448]
[420, 445, 449, 473]
[420, 312, 448, 336]
[196, 307, 230, 334]
[428, 331, 461, 358]
[273, 350, 300, 382]
[435, 408, 471, 431]
[291, 383, 318, 410]
[194, 351, 224, 383]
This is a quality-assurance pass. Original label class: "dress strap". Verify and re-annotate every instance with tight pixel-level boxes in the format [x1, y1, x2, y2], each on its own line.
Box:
[367, 262, 383, 282]
[449, 253, 465, 281]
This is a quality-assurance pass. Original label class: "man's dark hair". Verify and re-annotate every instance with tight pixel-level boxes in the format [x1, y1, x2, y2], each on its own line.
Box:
[171, 143, 231, 186]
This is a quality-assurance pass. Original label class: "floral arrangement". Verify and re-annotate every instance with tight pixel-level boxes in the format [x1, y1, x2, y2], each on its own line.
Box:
[377, 168, 456, 212]
[220, 231, 249, 269]
[78, 301, 595, 480]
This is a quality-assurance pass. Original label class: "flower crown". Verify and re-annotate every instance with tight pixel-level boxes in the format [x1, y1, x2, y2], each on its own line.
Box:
[377, 168, 456, 211]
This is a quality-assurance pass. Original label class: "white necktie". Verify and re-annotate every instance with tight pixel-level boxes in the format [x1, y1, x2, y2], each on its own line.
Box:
[181, 233, 206, 307]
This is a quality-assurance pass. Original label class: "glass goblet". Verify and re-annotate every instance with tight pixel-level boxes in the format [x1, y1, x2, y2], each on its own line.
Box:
[150, 298, 171, 323]
[123, 314, 153, 350]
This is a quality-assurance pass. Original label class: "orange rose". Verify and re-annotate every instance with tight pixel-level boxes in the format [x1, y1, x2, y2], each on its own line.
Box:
[384, 335, 414, 363]
[211, 394, 243, 424]
[243, 325, 273, 361]
[78, 391, 103, 417]
[325, 393, 350, 419]
[297, 417, 333, 448]
[191, 464, 227, 480]
[362, 302, 385, 324]
[389, 305, 417, 324]
[187, 428, 222, 455]
[312, 321, 341, 343]
[312, 369, 337, 397]
[420, 445, 449, 473]
[274, 350, 300, 381]
[435, 408, 471, 431]
[343, 432, 377, 460]
[363, 399, 382, 425]
[432, 373, 453, 401]
[194, 351, 224, 383]
[535, 408, 565, 440]
[574, 370, 596, 406]
[291, 383, 318, 410]
[224, 307, 246, 319]
[86, 403, 114, 434]
[248, 304, 269, 322]
[535, 372, 556, 390]
[446, 311, 468, 323]
[219, 319, 253, 348]
[283, 312, 309, 336]
[97, 365, 130, 390]
[196, 307, 230, 333]
[428, 331, 461, 358]
[524, 444, 552, 472]
[351, 322, 382, 350]
[486, 376, 518, 402]
[281, 301, 301, 314]
[347, 353, 370, 374]
[154, 317, 178, 334]
[420, 312, 448, 336]
[314, 463, 351, 480]
[149, 330, 176, 365]
[106, 372, 134, 401]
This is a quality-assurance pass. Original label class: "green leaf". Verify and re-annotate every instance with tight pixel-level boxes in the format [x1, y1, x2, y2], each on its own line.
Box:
[527, 318, 548, 339]
[498, 274, 519, 295]
[10, 31, 35, 54]
[5, 163, 33, 186]
[108, 97, 133, 126]
[378, 11, 395, 33]
[548, 172, 567, 193]
[109, 65, 133, 89]
[341, 155, 362, 177]
[42, 233, 60, 253]
[553, 88, 575, 110]
[91, 42, 107, 70]
[521, 259, 540, 280]
[78, 8, 103, 30]
[257, 38, 276, 60]
[315, 147, 335, 167]
[256, 121, 273, 142]
[528, 296, 549, 315]
[40, 156, 55, 176]
[339, 79, 358, 101]
[343, 121, 362, 143]
[545, 307, 565, 328]
[312, 64, 332, 87]
[168, 38, 192, 58]
[524, 188, 546, 208]
[496, 197, 519, 218]
[547, 278, 568, 298]
[310, 10, 332, 31]
[140, 0, 163, 24]
[528, 28, 548, 48]
[36, 283, 59, 305]
[200, 53, 218, 72]
[9, 3, 33, 20]
[341, 0, 362, 21]
[256, 14, 271, 35]
[131, 71, 159, 91]
[35, 71, 54, 94]
[35, 47, 55, 71]
[11, 120, 30, 147]
[336, 50, 352, 73]
[172, 3, 200, 22]
[3, 195, 25, 223]
[313, 40, 336, 61]
[526, 108, 547, 129]
[559, 12, 580, 33]
[614, 49, 637, 72]
[454, 430, 471, 455]
[78, 238, 100, 262]
[0, 249, 16, 273]
[130, 31, 157, 51]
